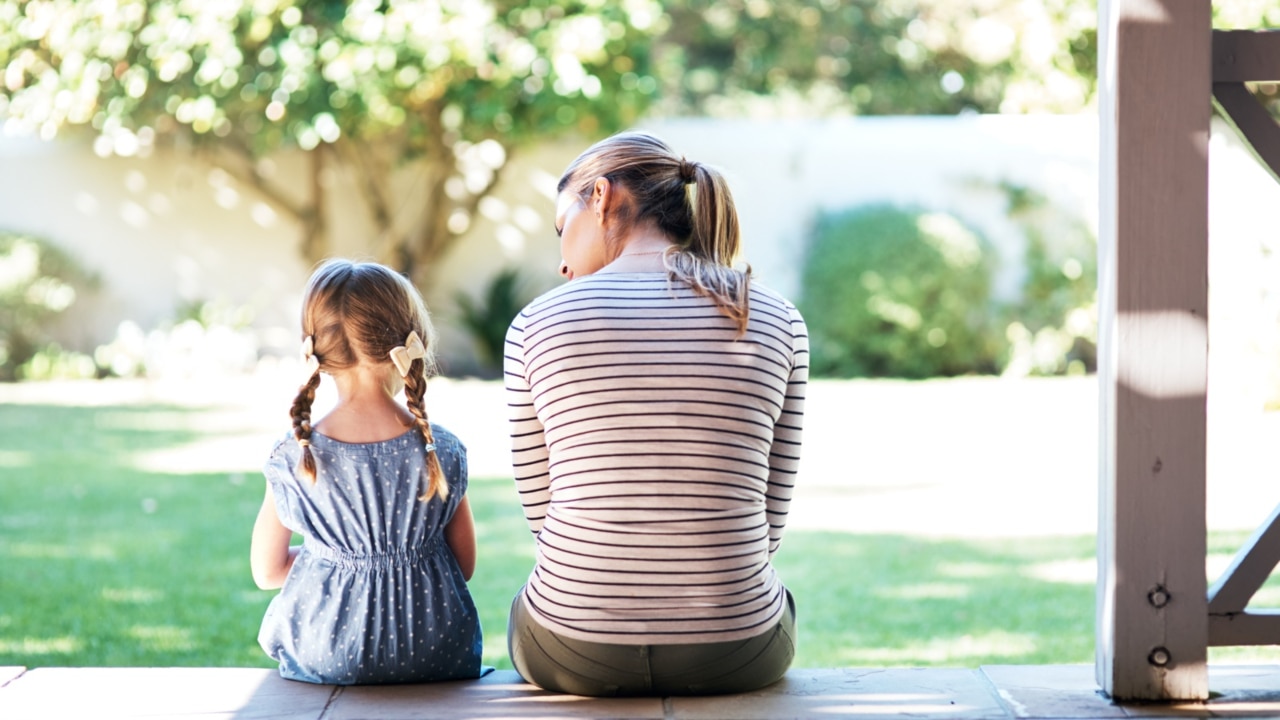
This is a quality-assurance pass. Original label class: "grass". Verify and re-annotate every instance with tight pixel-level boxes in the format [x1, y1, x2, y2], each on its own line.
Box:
[1, 397, 1277, 670]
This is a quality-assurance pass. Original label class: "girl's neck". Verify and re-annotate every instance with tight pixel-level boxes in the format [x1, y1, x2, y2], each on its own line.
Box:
[314, 364, 414, 443]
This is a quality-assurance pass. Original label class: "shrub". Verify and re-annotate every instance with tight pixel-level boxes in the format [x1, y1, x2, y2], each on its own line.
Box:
[454, 267, 532, 376]
[999, 183, 1097, 377]
[799, 205, 1006, 378]
[0, 232, 97, 381]
[93, 300, 260, 379]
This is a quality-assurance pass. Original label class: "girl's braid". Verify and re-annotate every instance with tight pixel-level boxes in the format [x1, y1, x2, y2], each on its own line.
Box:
[407, 356, 453, 499]
[290, 368, 322, 483]
[402, 359, 447, 501]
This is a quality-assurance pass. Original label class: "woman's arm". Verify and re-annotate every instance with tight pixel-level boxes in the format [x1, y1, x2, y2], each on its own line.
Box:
[766, 306, 810, 557]
[444, 495, 477, 581]
[250, 486, 297, 590]
[505, 318, 552, 536]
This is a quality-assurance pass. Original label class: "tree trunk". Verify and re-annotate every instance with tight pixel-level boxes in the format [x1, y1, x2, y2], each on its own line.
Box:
[299, 146, 328, 267]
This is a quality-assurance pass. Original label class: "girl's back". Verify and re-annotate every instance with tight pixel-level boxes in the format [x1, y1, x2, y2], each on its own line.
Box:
[250, 259, 484, 686]
[259, 424, 481, 685]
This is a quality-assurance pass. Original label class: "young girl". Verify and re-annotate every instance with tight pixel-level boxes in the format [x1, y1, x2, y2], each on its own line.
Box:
[250, 259, 484, 685]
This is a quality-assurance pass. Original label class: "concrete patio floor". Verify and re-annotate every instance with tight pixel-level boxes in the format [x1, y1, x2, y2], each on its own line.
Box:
[3, 664, 1280, 719]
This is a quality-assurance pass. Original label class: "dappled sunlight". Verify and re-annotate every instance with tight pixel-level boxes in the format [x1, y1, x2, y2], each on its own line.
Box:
[101, 587, 162, 604]
[129, 439, 273, 475]
[87, 403, 283, 475]
[127, 625, 195, 652]
[0, 450, 30, 467]
[4, 541, 115, 561]
[936, 561, 1005, 579]
[875, 582, 972, 600]
[838, 631, 1038, 665]
[0, 636, 80, 657]
[1025, 558, 1095, 584]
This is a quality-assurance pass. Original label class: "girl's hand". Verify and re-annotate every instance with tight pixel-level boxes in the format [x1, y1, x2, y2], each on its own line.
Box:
[250, 487, 297, 590]
[445, 495, 477, 581]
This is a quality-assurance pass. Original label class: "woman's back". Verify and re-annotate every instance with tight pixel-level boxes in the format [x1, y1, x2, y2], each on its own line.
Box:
[505, 273, 808, 644]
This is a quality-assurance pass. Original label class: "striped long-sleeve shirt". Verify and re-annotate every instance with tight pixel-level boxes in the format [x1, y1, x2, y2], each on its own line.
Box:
[503, 272, 808, 645]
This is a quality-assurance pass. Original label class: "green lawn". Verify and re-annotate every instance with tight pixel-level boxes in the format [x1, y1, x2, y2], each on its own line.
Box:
[1, 399, 1276, 670]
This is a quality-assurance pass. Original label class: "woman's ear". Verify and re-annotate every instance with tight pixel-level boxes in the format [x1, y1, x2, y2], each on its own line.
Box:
[592, 177, 613, 222]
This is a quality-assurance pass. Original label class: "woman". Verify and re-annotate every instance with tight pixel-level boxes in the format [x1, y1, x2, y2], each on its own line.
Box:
[503, 131, 808, 696]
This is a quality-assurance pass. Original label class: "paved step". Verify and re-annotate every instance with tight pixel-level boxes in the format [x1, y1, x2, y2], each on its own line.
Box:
[2, 665, 1279, 719]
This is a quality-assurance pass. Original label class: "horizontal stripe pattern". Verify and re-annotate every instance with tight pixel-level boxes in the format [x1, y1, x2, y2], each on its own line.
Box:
[504, 273, 808, 644]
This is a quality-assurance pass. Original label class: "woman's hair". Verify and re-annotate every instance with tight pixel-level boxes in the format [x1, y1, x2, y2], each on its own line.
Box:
[558, 131, 751, 333]
[290, 259, 447, 501]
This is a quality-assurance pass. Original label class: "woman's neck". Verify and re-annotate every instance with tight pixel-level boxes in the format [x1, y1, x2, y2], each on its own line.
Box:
[600, 230, 676, 273]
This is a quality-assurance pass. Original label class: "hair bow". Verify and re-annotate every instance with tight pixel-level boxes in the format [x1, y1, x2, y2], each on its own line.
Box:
[301, 335, 320, 376]
[389, 331, 426, 377]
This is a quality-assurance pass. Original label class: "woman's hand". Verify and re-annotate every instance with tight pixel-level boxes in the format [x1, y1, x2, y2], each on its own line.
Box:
[250, 487, 297, 590]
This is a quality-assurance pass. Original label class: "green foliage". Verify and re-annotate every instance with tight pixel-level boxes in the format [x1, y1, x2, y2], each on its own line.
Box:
[18, 345, 99, 381]
[0, 0, 665, 277]
[800, 206, 1006, 379]
[0, 0, 1100, 280]
[999, 183, 1097, 377]
[0, 0, 659, 152]
[454, 267, 531, 375]
[0, 232, 96, 382]
[658, 0, 1097, 116]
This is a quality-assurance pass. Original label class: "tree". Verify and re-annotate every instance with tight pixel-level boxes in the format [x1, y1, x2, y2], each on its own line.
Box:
[655, 0, 1097, 117]
[0, 0, 661, 282]
[1, 0, 1100, 283]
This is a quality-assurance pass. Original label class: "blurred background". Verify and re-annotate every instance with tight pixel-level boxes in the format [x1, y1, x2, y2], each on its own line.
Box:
[3, 0, 1280, 671]
[0, 1, 1276, 396]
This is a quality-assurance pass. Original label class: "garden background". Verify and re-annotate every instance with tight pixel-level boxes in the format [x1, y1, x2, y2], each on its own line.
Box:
[3, 0, 1280, 672]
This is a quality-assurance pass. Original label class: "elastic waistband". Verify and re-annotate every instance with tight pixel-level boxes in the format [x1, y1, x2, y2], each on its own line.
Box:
[305, 537, 443, 569]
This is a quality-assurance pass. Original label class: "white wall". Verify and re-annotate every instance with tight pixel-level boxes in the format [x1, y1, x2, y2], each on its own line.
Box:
[0, 134, 305, 353]
[641, 115, 1099, 302]
[4, 115, 1270, 396]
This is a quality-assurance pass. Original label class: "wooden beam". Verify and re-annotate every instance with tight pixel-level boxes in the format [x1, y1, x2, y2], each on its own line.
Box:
[1208, 502, 1280, 614]
[1213, 30, 1280, 82]
[1213, 82, 1280, 186]
[1096, 0, 1210, 702]
[1209, 611, 1280, 646]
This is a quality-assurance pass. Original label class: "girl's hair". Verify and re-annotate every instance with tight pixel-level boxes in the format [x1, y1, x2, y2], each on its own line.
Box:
[557, 131, 751, 333]
[290, 259, 448, 501]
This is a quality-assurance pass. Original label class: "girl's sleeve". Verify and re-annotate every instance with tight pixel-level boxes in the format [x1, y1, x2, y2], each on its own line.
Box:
[447, 433, 469, 518]
[262, 435, 304, 535]
[504, 313, 550, 536]
[766, 304, 809, 557]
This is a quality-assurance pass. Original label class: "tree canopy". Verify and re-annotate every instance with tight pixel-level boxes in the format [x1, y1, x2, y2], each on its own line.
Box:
[1, 0, 1101, 281]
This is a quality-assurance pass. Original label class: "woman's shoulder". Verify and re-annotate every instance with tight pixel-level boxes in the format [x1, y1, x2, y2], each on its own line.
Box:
[517, 274, 669, 316]
[749, 280, 802, 315]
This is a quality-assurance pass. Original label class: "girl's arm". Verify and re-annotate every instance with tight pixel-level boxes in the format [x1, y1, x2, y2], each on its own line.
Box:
[444, 495, 477, 581]
[250, 486, 297, 590]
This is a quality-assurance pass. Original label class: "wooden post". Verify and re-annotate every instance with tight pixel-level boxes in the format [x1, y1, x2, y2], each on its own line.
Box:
[1096, 0, 1210, 702]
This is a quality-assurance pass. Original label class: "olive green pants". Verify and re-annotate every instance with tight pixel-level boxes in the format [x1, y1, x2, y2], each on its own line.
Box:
[507, 589, 796, 697]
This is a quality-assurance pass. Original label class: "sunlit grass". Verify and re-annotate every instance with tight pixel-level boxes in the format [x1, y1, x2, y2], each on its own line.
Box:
[2, 399, 1279, 672]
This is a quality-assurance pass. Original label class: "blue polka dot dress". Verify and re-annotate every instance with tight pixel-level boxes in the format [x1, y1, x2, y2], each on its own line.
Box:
[257, 424, 484, 685]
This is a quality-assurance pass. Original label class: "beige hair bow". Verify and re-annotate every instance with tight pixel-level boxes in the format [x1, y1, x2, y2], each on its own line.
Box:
[301, 335, 320, 376]
[389, 331, 426, 377]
